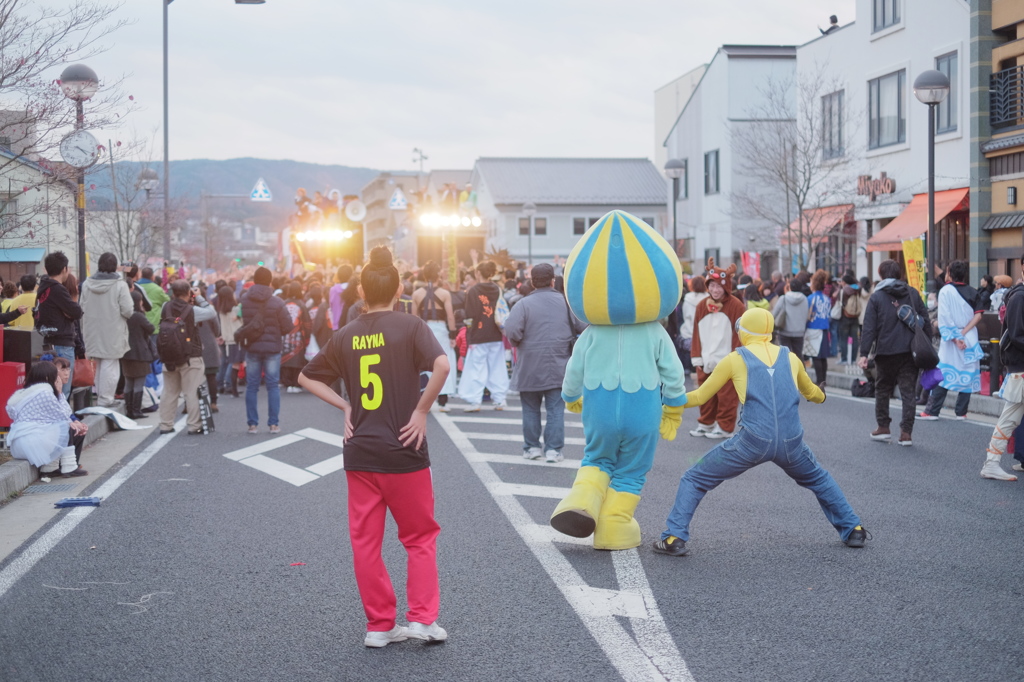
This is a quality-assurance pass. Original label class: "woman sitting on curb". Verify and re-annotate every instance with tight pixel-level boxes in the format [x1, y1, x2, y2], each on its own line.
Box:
[7, 361, 89, 477]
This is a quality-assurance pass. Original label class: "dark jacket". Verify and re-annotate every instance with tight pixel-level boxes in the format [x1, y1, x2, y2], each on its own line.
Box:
[123, 312, 155, 363]
[239, 284, 292, 355]
[35, 276, 83, 347]
[198, 316, 221, 370]
[465, 281, 503, 344]
[859, 279, 932, 358]
[1001, 283, 1024, 373]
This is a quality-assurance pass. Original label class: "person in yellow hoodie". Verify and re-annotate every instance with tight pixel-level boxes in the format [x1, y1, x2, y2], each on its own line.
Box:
[654, 307, 868, 557]
[8, 274, 38, 329]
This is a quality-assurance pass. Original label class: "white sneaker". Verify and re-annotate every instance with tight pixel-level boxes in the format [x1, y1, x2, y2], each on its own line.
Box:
[437, 405, 450, 413]
[545, 449, 564, 463]
[463, 404, 481, 412]
[492, 402, 506, 411]
[406, 621, 447, 642]
[364, 625, 408, 648]
[1012, 463, 1024, 472]
[689, 423, 713, 438]
[706, 425, 733, 439]
[981, 459, 1018, 481]
[523, 447, 543, 460]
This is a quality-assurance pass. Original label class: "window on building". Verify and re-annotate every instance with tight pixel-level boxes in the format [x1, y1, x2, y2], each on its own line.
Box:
[822, 90, 844, 159]
[704, 150, 719, 195]
[679, 159, 689, 199]
[868, 70, 906, 149]
[573, 218, 587, 235]
[519, 217, 530, 236]
[990, 151, 1024, 177]
[533, 217, 546, 236]
[873, 0, 900, 32]
[704, 247, 720, 265]
[642, 217, 655, 227]
[0, 198, 16, 232]
[936, 52, 958, 134]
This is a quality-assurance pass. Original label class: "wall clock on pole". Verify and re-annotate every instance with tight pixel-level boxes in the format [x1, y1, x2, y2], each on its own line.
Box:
[59, 130, 100, 168]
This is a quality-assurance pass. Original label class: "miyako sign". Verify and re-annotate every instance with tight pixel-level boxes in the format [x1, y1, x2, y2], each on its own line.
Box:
[857, 172, 896, 201]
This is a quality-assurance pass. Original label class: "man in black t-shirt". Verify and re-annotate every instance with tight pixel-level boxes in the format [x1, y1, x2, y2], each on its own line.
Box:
[300, 247, 450, 648]
[456, 260, 509, 411]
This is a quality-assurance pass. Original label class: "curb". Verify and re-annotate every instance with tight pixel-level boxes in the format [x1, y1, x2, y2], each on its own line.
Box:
[0, 412, 115, 502]
[825, 369, 1006, 418]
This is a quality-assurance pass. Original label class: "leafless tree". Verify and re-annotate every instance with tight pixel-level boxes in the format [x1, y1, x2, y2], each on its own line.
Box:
[731, 63, 861, 273]
[0, 0, 135, 241]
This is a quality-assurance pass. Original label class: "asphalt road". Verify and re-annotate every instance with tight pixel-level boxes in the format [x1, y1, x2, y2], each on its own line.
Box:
[1, 385, 1022, 682]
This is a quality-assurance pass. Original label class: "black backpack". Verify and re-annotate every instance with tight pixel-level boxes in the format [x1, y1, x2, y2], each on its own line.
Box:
[157, 306, 193, 369]
[234, 300, 266, 350]
[892, 297, 939, 370]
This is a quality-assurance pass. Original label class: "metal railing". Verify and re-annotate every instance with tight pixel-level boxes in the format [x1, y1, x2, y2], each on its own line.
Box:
[991, 64, 1024, 130]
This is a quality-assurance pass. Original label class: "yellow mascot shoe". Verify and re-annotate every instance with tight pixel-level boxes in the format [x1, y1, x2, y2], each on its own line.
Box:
[550, 466, 610, 538]
[593, 489, 642, 550]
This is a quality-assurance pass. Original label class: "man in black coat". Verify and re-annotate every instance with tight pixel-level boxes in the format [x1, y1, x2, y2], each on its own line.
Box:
[858, 259, 932, 447]
[36, 251, 83, 400]
[240, 266, 292, 434]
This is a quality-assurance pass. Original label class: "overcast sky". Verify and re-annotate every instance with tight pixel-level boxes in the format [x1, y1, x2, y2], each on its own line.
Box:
[46, 0, 856, 171]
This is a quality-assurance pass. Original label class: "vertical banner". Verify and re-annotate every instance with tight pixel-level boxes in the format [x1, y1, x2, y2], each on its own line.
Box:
[741, 251, 761, 279]
[902, 238, 926, 299]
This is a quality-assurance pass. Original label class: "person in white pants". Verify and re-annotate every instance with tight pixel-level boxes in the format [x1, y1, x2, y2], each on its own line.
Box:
[457, 260, 509, 411]
[79, 252, 133, 407]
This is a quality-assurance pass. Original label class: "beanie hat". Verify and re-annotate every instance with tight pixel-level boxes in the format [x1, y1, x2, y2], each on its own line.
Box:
[254, 266, 273, 286]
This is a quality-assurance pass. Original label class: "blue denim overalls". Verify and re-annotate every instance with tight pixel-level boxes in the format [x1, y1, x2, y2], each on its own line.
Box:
[662, 345, 861, 542]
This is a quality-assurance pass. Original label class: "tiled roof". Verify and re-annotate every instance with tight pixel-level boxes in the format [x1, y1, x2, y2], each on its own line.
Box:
[472, 158, 666, 205]
[982, 211, 1024, 230]
[982, 134, 1024, 154]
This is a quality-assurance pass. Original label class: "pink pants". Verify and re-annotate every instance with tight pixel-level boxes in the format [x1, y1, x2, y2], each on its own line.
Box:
[346, 468, 441, 632]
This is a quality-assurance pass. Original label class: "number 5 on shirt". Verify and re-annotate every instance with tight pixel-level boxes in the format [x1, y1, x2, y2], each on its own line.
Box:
[360, 354, 383, 410]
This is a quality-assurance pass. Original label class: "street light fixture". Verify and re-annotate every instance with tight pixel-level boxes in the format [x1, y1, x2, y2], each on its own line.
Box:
[664, 158, 685, 259]
[913, 69, 951, 294]
[163, 1, 266, 262]
[523, 201, 537, 267]
[60, 64, 99, 280]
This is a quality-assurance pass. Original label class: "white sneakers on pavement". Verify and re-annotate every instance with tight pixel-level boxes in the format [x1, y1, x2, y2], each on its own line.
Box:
[406, 621, 448, 642]
[364, 625, 409, 648]
[545, 449, 564, 463]
[981, 456, 1018, 481]
[706, 425, 733, 439]
[523, 447, 543, 460]
[463, 404, 481, 412]
[689, 423, 713, 438]
[493, 402, 506, 411]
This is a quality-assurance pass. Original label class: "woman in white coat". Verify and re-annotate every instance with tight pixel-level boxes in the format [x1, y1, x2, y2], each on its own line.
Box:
[7, 361, 89, 477]
[680, 276, 710, 375]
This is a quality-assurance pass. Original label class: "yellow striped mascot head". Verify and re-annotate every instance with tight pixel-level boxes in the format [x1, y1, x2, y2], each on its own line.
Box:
[563, 210, 683, 325]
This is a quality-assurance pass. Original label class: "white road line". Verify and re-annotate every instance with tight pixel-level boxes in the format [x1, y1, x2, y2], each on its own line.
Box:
[467, 451, 582, 469]
[306, 454, 346, 477]
[222, 434, 305, 461]
[449, 416, 584, 429]
[489, 482, 568, 499]
[239, 455, 320, 487]
[294, 428, 346, 448]
[0, 418, 187, 602]
[461, 432, 587, 446]
[827, 393, 994, 427]
[435, 413, 694, 682]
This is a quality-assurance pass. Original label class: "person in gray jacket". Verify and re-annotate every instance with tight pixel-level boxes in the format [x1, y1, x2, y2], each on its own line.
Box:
[772, 281, 809, 357]
[80, 253, 134, 406]
[503, 263, 586, 463]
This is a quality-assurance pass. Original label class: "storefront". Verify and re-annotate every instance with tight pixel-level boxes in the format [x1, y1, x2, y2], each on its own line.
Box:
[865, 188, 969, 276]
[783, 205, 855, 275]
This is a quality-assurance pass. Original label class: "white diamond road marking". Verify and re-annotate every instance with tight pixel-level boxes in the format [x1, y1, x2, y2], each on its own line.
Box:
[434, 412, 693, 681]
[222, 428, 345, 487]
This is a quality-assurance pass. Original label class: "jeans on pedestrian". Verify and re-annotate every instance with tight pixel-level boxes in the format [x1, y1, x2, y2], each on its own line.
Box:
[216, 346, 231, 387]
[925, 385, 972, 418]
[829, 318, 840, 356]
[837, 317, 860, 363]
[663, 432, 861, 543]
[52, 345, 75, 400]
[873, 352, 919, 435]
[520, 387, 565, 453]
[245, 352, 281, 427]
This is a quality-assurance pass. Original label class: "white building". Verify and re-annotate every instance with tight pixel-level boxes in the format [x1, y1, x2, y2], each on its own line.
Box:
[662, 45, 797, 276]
[795, 0, 970, 278]
[470, 158, 667, 264]
[654, 65, 707, 172]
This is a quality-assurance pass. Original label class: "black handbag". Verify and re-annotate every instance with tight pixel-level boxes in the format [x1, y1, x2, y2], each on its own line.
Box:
[893, 297, 938, 370]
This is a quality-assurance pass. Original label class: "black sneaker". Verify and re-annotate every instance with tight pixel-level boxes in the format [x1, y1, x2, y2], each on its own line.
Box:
[652, 536, 688, 557]
[844, 525, 870, 548]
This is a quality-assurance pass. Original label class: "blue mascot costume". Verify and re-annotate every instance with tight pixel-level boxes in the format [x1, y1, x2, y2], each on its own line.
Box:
[550, 210, 687, 550]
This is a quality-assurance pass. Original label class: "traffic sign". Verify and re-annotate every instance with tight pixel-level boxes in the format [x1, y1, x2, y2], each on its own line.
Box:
[250, 178, 272, 202]
[388, 187, 408, 210]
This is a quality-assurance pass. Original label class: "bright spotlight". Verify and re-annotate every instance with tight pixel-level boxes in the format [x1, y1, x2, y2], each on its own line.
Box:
[295, 232, 306, 242]
[471, 216, 482, 227]
[344, 230, 353, 239]
[461, 216, 471, 227]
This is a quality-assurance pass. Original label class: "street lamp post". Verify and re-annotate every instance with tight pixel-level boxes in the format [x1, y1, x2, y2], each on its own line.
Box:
[137, 168, 160, 257]
[913, 70, 951, 295]
[163, 0, 266, 261]
[664, 159, 685, 259]
[60, 64, 99, 280]
[523, 202, 537, 267]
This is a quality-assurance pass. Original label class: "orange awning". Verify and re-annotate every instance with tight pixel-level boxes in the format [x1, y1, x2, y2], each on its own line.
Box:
[866, 188, 969, 252]
[781, 205, 853, 246]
